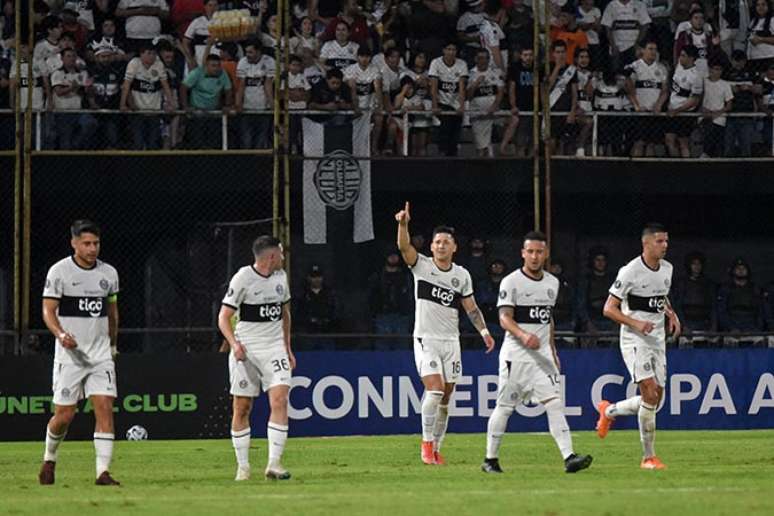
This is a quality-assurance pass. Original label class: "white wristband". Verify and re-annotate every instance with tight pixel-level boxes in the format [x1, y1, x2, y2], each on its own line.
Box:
[480, 328, 491, 337]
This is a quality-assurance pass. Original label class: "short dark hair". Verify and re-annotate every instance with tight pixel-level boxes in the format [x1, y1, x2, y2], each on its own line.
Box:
[244, 39, 262, 52]
[205, 53, 221, 63]
[400, 75, 415, 88]
[42, 15, 62, 35]
[431, 225, 456, 242]
[642, 38, 659, 48]
[551, 39, 567, 51]
[138, 41, 156, 54]
[60, 32, 76, 42]
[682, 45, 699, 60]
[385, 47, 401, 59]
[289, 54, 302, 64]
[71, 220, 101, 238]
[523, 230, 547, 246]
[642, 222, 667, 237]
[252, 235, 282, 257]
[357, 45, 372, 57]
[155, 39, 174, 53]
[326, 67, 344, 80]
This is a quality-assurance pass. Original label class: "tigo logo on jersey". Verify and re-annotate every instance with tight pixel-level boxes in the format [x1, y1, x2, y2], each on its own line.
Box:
[431, 286, 456, 307]
[529, 306, 552, 324]
[648, 297, 666, 313]
[259, 304, 282, 321]
[79, 297, 104, 317]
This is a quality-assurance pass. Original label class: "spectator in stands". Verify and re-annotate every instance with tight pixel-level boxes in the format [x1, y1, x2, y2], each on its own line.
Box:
[410, 233, 427, 253]
[725, 49, 759, 156]
[87, 45, 124, 149]
[625, 38, 669, 157]
[60, 3, 89, 52]
[457, 0, 486, 67]
[700, 60, 734, 157]
[576, 246, 617, 335]
[665, 45, 703, 157]
[86, 18, 129, 64]
[310, 0, 341, 32]
[467, 48, 504, 157]
[480, 0, 507, 72]
[319, 21, 359, 71]
[504, 0, 534, 55]
[717, 257, 764, 334]
[577, 0, 603, 71]
[116, 0, 170, 55]
[0, 0, 13, 54]
[500, 46, 535, 157]
[379, 47, 404, 155]
[572, 47, 594, 156]
[290, 16, 320, 57]
[548, 259, 577, 335]
[368, 251, 413, 340]
[594, 65, 628, 156]
[45, 33, 86, 78]
[50, 48, 98, 149]
[183, 0, 218, 70]
[763, 279, 774, 331]
[713, 0, 751, 56]
[473, 258, 508, 337]
[756, 61, 774, 154]
[545, 39, 578, 155]
[170, 0, 205, 38]
[33, 15, 63, 67]
[393, 75, 433, 156]
[321, 0, 371, 48]
[120, 42, 174, 149]
[552, 7, 589, 67]
[284, 54, 311, 153]
[235, 39, 275, 149]
[181, 53, 233, 149]
[302, 47, 326, 87]
[674, 251, 717, 334]
[462, 236, 489, 284]
[643, 0, 676, 65]
[674, 8, 722, 78]
[308, 67, 354, 124]
[410, 0, 456, 60]
[157, 39, 184, 149]
[747, 0, 774, 74]
[602, 0, 652, 69]
[296, 264, 338, 335]
[0, 55, 10, 149]
[9, 42, 47, 122]
[345, 46, 384, 148]
[430, 40, 467, 156]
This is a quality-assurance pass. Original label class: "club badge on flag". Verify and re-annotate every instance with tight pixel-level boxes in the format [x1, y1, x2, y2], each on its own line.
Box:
[302, 115, 374, 244]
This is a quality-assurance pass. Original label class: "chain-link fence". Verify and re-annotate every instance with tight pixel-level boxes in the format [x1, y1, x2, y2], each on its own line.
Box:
[25, 153, 274, 354]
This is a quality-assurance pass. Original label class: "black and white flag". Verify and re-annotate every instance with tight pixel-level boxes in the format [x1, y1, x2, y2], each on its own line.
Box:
[302, 115, 374, 244]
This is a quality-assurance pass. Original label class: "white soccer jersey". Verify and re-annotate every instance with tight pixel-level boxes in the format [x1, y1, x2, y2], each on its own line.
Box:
[576, 68, 593, 112]
[380, 64, 404, 99]
[237, 54, 276, 110]
[222, 266, 290, 351]
[457, 11, 484, 48]
[594, 79, 625, 111]
[497, 269, 559, 368]
[320, 40, 359, 70]
[609, 256, 673, 349]
[9, 58, 46, 109]
[401, 69, 430, 101]
[428, 57, 468, 109]
[479, 18, 507, 68]
[33, 39, 59, 71]
[625, 58, 668, 110]
[50, 67, 89, 110]
[285, 71, 311, 109]
[185, 15, 218, 67]
[669, 63, 702, 110]
[43, 257, 119, 366]
[410, 253, 473, 340]
[601, 0, 652, 52]
[343, 62, 382, 109]
[124, 57, 167, 110]
[676, 26, 712, 77]
[468, 65, 503, 110]
[578, 6, 602, 45]
[747, 17, 774, 60]
[117, 0, 168, 39]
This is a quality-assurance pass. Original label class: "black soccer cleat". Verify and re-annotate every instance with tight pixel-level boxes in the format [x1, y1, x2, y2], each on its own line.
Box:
[38, 460, 56, 485]
[95, 471, 121, 486]
[481, 458, 504, 474]
[564, 453, 593, 473]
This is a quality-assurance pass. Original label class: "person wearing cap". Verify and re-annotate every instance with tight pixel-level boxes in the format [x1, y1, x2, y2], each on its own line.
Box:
[87, 44, 125, 148]
[295, 265, 338, 343]
[717, 258, 765, 341]
[724, 49, 760, 156]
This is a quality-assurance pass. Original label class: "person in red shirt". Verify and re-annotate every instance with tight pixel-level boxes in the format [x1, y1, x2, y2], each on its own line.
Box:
[320, 0, 371, 49]
[170, 0, 204, 38]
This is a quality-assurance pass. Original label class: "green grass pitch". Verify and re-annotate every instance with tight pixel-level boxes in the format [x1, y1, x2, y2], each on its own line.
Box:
[1, 430, 773, 515]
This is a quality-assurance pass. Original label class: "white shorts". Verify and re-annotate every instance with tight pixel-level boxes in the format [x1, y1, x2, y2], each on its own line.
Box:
[52, 360, 117, 405]
[413, 337, 462, 384]
[229, 346, 292, 397]
[496, 359, 561, 407]
[471, 116, 495, 150]
[621, 344, 667, 387]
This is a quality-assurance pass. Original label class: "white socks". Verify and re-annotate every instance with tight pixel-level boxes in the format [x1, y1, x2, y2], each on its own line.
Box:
[606, 396, 642, 419]
[44, 427, 65, 462]
[432, 404, 449, 452]
[267, 422, 288, 467]
[231, 427, 251, 468]
[485, 405, 513, 459]
[545, 398, 574, 460]
[638, 401, 657, 458]
[93, 432, 114, 477]
[421, 391, 443, 442]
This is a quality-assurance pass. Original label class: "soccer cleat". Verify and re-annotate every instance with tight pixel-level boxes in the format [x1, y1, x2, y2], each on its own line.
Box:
[264, 465, 291, 480]
[235, 465, 251, 481]
[596, 400, 614, 439]
[95, 471, 121, 486]
[421, 441, 435, 465]
[433, 451, 446, 465]
[564, 453, 593, 473]
[481, 458, 504, 473]
[641, 456, 667, 470]
[38, 460, 55, 485]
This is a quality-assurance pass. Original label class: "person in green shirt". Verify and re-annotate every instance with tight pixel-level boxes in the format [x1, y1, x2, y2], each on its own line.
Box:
[180, 54, 233, 149]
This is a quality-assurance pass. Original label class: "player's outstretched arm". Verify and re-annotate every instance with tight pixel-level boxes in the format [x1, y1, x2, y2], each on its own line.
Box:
[498, 306, 540, 349]
[602, 295, 654, 335]
[395, 201, 418, 267]
[461, 296, 494, 353]
[42, 298, 77, 349]
[218, 305, 246, 360]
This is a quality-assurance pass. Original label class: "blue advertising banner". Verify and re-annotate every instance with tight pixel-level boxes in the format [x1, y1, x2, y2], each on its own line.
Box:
[249, 349, 774, 437]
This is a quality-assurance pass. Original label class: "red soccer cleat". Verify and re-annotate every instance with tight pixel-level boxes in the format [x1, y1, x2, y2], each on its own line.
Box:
[641, 456, 667, 470]
[596, 400, 614, 439]
[433, 451, 446, 465]
[421, 441, 435, 465]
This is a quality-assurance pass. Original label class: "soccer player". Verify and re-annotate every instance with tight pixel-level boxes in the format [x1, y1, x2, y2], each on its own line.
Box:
[395, 202, 496, 465]
[38, 220, 120, 486]
[482, 231, 593, 474]
[218, 236, 295, 481]
[597, 223, 681, 470]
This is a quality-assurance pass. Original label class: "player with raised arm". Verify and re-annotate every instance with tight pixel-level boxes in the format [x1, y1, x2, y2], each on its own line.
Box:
[395, 202, 496, 465]
[482, 231, 593, 474]
[38, 220, 120, 486]
[218, 236, 295, 481]
[597, 223, 681, 470]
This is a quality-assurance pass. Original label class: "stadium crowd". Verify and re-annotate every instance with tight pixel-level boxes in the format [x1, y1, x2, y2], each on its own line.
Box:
[1, 0, 774, 156]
